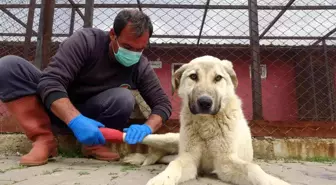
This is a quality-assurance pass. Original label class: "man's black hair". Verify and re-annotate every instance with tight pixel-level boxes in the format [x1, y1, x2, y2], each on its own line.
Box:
[113, 9, 153, 38]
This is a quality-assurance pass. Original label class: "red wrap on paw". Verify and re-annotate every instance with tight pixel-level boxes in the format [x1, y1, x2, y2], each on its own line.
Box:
[99, 128, 124, 143]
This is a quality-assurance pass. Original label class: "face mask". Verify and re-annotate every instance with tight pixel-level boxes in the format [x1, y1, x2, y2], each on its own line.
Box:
[113, 39, 143, 67]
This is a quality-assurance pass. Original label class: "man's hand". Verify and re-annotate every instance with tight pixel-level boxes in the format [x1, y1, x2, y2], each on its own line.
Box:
[123, 124, 152, 145]
[123, 114, 163, 145]
[50, 97, 106, 146]
[68, 114, 106, 146]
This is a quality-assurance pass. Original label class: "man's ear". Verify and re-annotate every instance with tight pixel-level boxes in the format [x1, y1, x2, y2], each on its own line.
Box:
[109, 28, 116, 40]
[171, 64, 189, 96]
[221, 59, 238, 89]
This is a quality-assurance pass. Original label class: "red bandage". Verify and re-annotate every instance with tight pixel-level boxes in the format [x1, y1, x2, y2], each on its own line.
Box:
[99, 128, 124, 143]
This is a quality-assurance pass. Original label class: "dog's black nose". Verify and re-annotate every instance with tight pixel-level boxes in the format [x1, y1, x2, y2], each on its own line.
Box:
[197, 96, 213, 110]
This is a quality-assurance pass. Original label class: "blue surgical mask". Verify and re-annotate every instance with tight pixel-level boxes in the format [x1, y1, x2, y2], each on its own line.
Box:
[113, 39, 143, 67]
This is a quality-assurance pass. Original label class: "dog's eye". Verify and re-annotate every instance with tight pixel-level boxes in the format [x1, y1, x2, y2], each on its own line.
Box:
[189, 74, 198, 81]
[214, 75, 222, 82]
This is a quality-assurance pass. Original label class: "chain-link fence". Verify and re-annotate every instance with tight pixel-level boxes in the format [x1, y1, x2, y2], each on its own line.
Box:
[0, 0, 335, 137]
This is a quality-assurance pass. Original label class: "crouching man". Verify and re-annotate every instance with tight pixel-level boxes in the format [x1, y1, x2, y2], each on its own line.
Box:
[0, 9, 172, 166]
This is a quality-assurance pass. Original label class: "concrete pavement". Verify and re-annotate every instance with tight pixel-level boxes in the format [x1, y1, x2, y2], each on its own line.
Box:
[0, 156, 335, 185]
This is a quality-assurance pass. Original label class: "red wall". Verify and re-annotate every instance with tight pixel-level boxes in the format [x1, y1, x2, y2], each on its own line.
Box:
[145, 47, 298, 121]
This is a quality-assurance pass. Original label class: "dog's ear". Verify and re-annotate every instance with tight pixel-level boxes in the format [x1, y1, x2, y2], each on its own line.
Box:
[221, 60, 238, 89]
[171, 64, 189, 95]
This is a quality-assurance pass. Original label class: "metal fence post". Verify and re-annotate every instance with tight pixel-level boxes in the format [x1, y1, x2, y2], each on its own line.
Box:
[42, 0, 55, 69]
[34, 0, 44, 69]
[23, 0, 36, 60]
[322, 40, 335, 121]
[248, 0, 263, 120]
[84, 0, 94, 28]
[34, 0, 55, 70]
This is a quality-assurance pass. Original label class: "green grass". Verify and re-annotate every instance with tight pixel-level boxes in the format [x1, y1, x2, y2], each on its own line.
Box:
[120, 164, 140, 172]
[57, 147, 83, 158]
[0, 165, 27, 173]
[304, 156, 336, 163]
[78, 171, 90, 176]
[41, 168, 63, 175]
[280, 156, 336, 163]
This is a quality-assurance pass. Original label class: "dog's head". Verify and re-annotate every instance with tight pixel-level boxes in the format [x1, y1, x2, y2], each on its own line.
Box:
[172, 55, 238, 115]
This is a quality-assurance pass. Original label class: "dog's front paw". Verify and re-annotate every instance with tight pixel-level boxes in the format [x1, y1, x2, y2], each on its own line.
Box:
[146, 172, 177, 185]
[122, 152, 164, 166]
[122, 153, 146, 166]
[142, 155, 161, 166]
[266, 174, 291, 185]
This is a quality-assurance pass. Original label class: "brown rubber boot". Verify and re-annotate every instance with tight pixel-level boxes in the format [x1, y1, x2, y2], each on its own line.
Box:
[5, 95, 58, 166]
[82, 145, 120, 161]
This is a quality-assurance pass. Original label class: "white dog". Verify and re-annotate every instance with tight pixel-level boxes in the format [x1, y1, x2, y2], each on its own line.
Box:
[122, 56, 290, 185]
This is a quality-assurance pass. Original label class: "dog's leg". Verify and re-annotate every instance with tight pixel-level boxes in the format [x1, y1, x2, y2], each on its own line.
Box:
[157, 154, 177, 164]
[122, 133, 179, 166]
[142, 149, 169, 166]
[146, 152, 199, 185]
[141, 133, 179, 153]
[122, 148, 169, 166]
[214, 154, 291, 185]
[122, 153, 147, 166]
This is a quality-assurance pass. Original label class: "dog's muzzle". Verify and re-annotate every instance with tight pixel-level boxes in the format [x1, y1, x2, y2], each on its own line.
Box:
[198, 96, 213, 111]
[189, 95, 216, 115]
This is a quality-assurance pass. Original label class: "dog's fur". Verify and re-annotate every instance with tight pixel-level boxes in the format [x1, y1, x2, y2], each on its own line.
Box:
[122, 56, 290, 185]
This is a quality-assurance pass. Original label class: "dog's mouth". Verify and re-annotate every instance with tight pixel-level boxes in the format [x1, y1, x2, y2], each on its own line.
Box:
[188, 95, 220, 115]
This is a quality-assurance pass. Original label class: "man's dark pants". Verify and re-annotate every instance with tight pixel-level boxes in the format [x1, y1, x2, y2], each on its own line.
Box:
[0, 55, 135, 134]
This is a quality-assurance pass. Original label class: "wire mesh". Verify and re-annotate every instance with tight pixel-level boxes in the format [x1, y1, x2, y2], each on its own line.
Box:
[0, 0, 335, 137]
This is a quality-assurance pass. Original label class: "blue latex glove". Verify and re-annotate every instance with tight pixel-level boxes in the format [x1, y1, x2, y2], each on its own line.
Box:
[68, 114, 106, 146]
[123, 124, 152, 145]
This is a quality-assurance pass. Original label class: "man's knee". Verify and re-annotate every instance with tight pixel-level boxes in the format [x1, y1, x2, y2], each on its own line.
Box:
[0, 55, 41, 102]
[87, 88, 136, 129]
[0, 55, 39, 79]
[0, 55, 25, 76]
[105, 88, 135, 117]
[78, 87, 136, 123]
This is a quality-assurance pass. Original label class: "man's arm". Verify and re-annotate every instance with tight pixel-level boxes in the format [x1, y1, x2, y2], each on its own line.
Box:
[145, 114, 163, 133]
[36, 29, 92, 123]
[36, 29, 106, 146]
[50, 98, 81, 124]
[135, 57, 172, 133]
